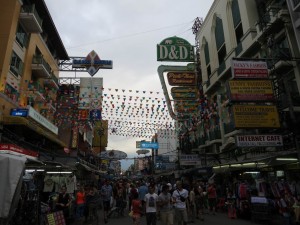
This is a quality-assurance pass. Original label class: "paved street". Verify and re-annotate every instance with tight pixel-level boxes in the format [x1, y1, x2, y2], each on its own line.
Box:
[70, 209, 284, 225]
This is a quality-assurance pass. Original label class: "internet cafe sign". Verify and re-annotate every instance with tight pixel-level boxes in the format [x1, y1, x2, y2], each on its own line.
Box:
[72, 50, 113, 76]
[157, 36, 194, 62]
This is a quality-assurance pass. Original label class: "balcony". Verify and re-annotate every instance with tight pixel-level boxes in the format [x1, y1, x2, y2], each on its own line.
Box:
[19, 4, 43, 33]
[32, 55, 51, 79]
[27, 82, 46, 102]
[44, 72, 59, 90]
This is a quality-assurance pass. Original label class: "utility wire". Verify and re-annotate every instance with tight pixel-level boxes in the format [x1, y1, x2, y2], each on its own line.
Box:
[66, 20, 195, 49]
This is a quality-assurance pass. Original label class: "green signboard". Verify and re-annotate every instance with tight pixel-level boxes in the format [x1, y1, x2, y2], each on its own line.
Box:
[157, 36, 195, 62]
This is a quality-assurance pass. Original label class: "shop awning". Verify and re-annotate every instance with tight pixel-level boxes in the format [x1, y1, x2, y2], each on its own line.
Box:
[3, 116, 67, 147]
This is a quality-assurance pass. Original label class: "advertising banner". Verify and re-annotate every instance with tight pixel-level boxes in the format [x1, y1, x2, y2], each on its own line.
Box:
[167, 72, 196, 86]
[174, 101, 198, 113]
[236, 134, 283, 147]
[227, 80, 274, 101]
[180, 154, 201, 165]
[171, 87, 197, 99]
[231, 105, 280, 128]
[231, 60, 268, 79]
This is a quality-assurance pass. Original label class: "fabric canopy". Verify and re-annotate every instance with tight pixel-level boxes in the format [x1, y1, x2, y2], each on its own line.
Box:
[0, 154, 26, 218]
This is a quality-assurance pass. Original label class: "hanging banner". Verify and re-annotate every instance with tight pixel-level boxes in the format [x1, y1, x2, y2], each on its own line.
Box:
[231, 105, 280, 128]
[171, 87, 197, 99]
[236, 134, 283, 147]
[231, 59, 269, 79]
[227, 80, 274, 101]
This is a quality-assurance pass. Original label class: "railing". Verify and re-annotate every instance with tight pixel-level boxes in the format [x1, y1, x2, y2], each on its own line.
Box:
[28, 81, 45, 94]
[217, 61, 226, 76]
[235, 42, 243, 56]
[50, 72, 59, 86]
[32, 55, 52, 74]
[16, 32, 29, 48]
[10, 62, 24, 77]
[21, 4, 43, 27]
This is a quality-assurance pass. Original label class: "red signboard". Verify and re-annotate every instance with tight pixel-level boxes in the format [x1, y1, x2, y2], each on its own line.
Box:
[231, 60, 269, 79]
[167, 72, 196, 86]
[0, 144, 39, 158]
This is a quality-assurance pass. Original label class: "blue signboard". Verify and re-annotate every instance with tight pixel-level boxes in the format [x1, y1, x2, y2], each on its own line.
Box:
[140, 142, 159, 149]
[10, 108, 28, 117]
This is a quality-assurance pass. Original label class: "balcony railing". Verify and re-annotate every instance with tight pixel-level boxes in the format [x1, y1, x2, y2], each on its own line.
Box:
[44, 72, 59, 89]
[27, 82, 46, 102]
[32, 55, 51, 78]
[217, 61, 226, 76]
[19, 4, 43, 33]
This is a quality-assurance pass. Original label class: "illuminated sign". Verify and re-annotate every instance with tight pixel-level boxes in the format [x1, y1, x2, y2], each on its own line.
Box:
[231, 105, 280, 128]
[231, 59, 268, 79]
[10, 108, 28, 117]
[171, 87, 197, 99]
[227, 80, 274, 101]
[236, 134, 283, 147]
[72, 50, 113, 76]
[167, 72, 196, 86]
[157, 36, 194, 62]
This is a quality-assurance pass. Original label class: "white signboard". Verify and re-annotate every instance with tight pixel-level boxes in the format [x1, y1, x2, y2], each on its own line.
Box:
[236, 135, 283, 147]
[180, 154, 200, 165]
[27, 106, 58, 135]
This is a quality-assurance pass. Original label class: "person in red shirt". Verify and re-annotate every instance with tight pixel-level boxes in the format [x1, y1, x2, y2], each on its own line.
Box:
[131, 192, 142, 225]
[75, 184, 85, 218]
[207, 183, 217, 215]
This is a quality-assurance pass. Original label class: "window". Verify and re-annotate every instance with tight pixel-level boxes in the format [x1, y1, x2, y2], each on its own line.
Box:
[10, 51, 24, 77]
[232, 0, 243, 44]
[215, 17, 227, 69]
[204, 41, 211, 77]
[16, 23, 29, 48]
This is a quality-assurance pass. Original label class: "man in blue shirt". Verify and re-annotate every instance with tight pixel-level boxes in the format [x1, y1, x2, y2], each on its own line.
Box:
[101, 179, 112, 223]
[138, 181, 148, 205]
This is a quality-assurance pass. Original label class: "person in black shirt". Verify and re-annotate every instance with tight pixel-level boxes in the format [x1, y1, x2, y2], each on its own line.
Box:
[56, 186, 71, 220]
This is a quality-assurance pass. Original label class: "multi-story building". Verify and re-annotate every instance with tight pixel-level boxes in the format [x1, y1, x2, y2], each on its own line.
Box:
[0, 0, 69, 158]
[191, 0, 300, 170]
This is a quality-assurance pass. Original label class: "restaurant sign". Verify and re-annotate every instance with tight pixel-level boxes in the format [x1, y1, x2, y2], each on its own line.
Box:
[171, 87, 197, 99]
[231, 105, 280, 128]
[157, 36, 194, 62]
[227, 80, 274, 101]
[231, 59, 268, 79]
[167, 72, 196, 86]
[236, 134, 283, 147]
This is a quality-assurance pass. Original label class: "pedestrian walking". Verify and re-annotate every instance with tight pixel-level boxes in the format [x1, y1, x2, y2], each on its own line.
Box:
[207, 183, 217, 215]
[144, 185, 158, 225]
[172, 181, 188, 225]
[158, 184, 173, 225]
[101, 179, 113, 223]
[131, 192, 143, 225]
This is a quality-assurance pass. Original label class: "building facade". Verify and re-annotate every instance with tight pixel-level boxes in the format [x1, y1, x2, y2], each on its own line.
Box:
[0, 0, 69, 158]
[191, 0, 300, 170]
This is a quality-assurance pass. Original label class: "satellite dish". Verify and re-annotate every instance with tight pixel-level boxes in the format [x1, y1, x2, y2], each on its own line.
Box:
[136, 149, 150, 155]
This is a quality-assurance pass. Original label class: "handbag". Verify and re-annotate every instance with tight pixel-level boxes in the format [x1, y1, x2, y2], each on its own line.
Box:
[129, 210, 133, 217]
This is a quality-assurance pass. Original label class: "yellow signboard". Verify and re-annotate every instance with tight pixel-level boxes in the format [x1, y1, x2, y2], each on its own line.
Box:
[232, 105, 280, 128]
[228, 80, 274, 101]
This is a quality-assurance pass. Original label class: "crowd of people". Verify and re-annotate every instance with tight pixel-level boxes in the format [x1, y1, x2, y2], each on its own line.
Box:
[54, 177, 300, 225]
[54, 178, 219, 225]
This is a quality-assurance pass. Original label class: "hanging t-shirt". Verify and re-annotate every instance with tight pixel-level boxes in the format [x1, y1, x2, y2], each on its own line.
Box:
[43, 175, 55, 192]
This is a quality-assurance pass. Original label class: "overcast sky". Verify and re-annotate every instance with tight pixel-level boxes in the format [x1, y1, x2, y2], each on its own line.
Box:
[44, 0, 214, 169]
